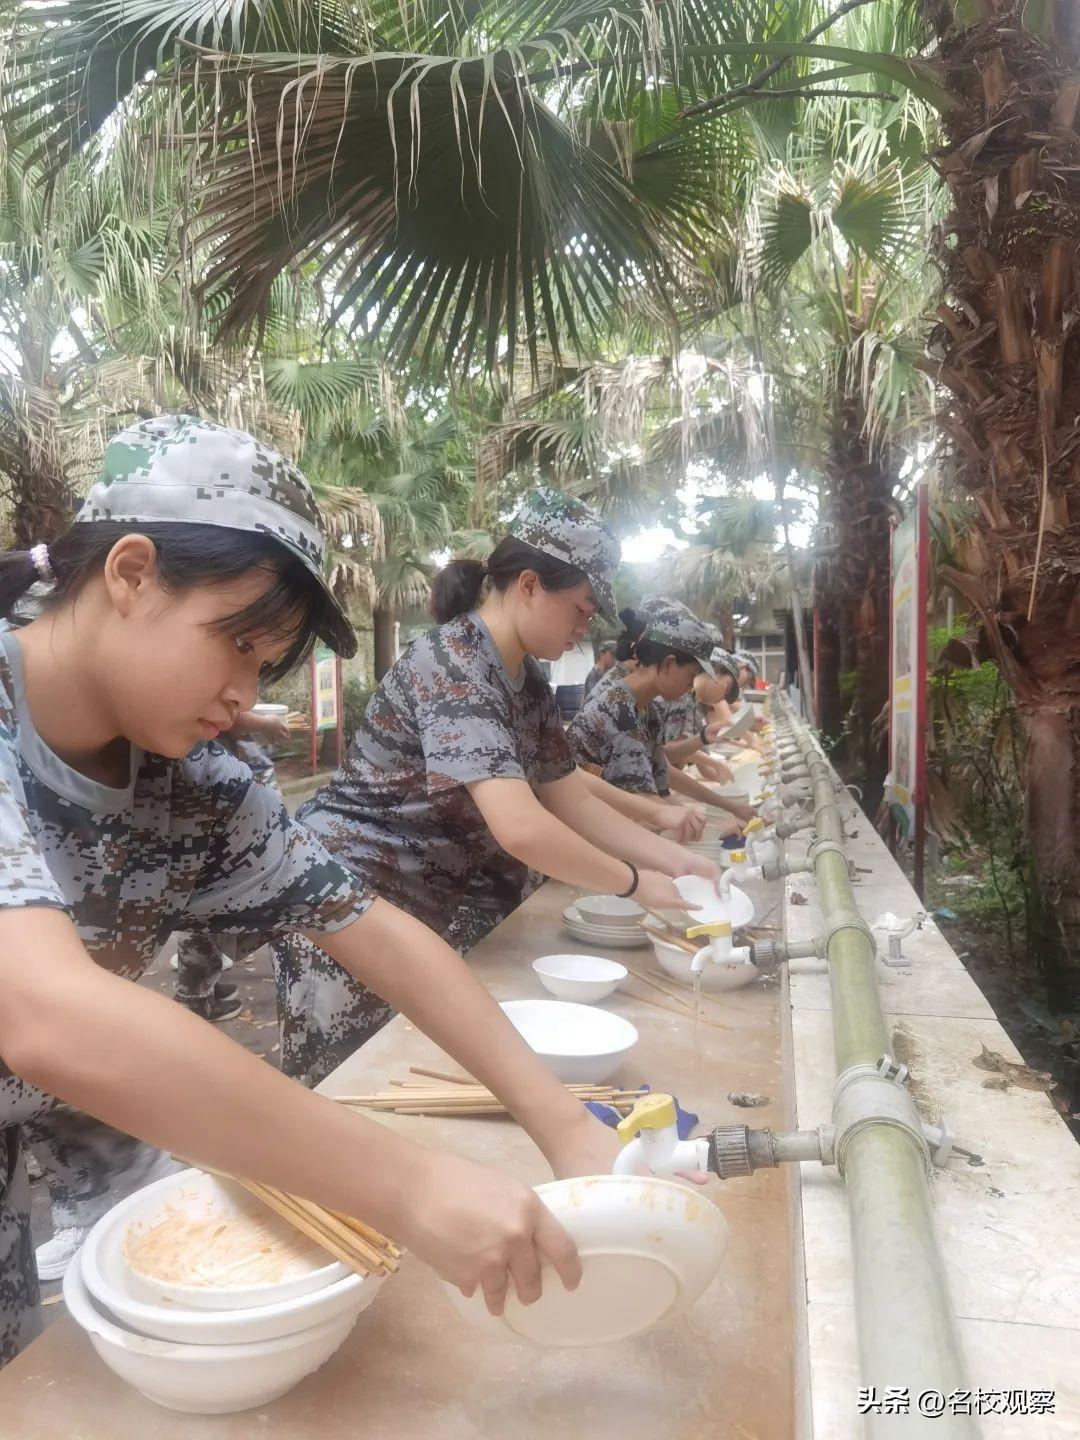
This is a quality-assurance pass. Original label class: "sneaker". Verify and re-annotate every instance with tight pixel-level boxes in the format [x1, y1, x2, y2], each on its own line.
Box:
[213, 981, 239, 1005]
[36, 1226, 89, 1281]
[169, 950, 233, 971]
[183, 991, 244, 1023]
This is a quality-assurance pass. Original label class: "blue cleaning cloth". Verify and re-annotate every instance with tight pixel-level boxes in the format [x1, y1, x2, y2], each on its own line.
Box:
[585, 1084, 699, 1139]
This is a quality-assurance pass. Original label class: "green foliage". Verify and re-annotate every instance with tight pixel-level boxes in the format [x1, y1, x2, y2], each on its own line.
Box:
[928, 653, 1033, 958]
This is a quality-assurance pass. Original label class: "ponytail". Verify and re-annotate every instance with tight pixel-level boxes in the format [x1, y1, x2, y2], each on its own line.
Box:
[614, 607, 644, 663]
[0, 550, 44, 619]
[615, 606, 698, 670]
[429, 558, 487, 624]
[430, 537, 589, 625]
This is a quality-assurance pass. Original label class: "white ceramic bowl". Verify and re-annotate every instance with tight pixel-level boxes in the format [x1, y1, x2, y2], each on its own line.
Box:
[442, 1175, 728, 1347]
[644, 927, 761, 993]
[499, 999, 638, 1083]
[251, 702, 289, 717]
[718, 703, 755, 740]
[108, 1169, 346, 1311]
[64, 1255, 360, 1414]
[82, 1173, 380, 1346]
[532, 954, 628, 1003]
[573, 894, 646, 929]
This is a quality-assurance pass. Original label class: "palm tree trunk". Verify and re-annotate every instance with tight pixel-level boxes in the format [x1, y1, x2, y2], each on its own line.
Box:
[815, 599, 844, 739]
[819, 387, 895, 811]
[373, 605, 396, 679]
[926, 0, 1080, 977]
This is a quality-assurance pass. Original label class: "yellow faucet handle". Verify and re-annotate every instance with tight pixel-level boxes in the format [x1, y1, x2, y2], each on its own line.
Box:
[742, 817, 766, 837]
[685, 919, 732, 941]
[616, 1092, 677, 1144]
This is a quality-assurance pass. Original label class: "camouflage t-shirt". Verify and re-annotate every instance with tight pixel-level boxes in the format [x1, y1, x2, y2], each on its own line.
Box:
[566, 665, 670, 796]
[0, 628, 371, 1137]
[296, 612, 575, 934]
[656, 693, 708, 745]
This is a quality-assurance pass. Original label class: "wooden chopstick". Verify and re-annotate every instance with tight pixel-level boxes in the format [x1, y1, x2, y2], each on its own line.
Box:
[635, 918, 701, 955]
[409, 1066, 475, 1085]
[184, 1163, 399, 1278]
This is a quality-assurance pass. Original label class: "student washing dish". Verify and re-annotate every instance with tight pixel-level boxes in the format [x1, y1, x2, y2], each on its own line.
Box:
[0, 419, 618, 1366]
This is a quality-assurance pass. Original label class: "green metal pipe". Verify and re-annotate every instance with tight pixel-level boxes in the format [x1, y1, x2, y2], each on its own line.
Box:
[778, 701, 976, 1438]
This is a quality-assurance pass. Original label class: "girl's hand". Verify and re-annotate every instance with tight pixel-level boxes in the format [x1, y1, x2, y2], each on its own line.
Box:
[655, 804, 704, 844]
[545, 1108, 624, 1181]
[400, 1152, 582, 1316]
[635, 869, 701, 913]
[732, 802, 757, 825]
[677, 852, 723, 885]
[697, 756, 735, 785]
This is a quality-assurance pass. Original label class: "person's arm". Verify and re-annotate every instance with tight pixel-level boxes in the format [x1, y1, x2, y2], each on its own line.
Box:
[0, 907, 581, 1315]
[664, 733, 712, 766]
[466, 777, 693, 911]
[537, 769, 722, 882]
[574, 766, 704, 840]
[233, 709, 290, 744]
[312, 898, 629, 1183]
[668, 764, 756, 823]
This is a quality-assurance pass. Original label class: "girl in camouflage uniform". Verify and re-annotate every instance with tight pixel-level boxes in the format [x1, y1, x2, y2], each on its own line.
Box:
[276, 488, 721, 1083]
[569, 602, 758, 821]
[0, 418, 622, 1366]
[656, 647, 742, 784]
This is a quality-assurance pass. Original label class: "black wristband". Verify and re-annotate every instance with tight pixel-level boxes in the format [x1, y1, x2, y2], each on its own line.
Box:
[699, 724, 710, 746]
[616, 862, 639, 898]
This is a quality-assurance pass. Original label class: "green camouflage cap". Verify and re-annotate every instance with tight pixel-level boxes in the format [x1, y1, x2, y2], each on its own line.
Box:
[637, 594, 719, 678]
[735, 649, 760, 678]
[75, 414, 356, 657]
[507, 485, 620, 620]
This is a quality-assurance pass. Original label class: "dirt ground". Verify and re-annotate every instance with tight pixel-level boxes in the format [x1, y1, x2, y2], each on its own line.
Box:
[31, 774, 327, 1320]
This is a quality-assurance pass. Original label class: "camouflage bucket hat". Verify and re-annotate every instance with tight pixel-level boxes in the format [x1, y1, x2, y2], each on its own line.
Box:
[636, 595, 719, 678]
[76, 414, 356, 657]
[735, 649, 760, 678]
[507, 485, 620, 620]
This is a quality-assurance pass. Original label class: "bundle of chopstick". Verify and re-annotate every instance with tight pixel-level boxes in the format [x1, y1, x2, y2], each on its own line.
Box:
[194, 1164, 401, 1280]
[337, 1080, 647, 1117]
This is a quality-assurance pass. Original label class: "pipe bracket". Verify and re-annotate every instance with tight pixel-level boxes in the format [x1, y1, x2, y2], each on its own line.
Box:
[832, 1068, 932, 1179]
[821, 909, 874, 958]
[807, 837, 847, 865]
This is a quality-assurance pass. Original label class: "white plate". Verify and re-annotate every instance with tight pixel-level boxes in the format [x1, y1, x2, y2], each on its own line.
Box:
[672, 877, 755, 929]
[532, 954, 628, 1003]
[499, 999, 638, 1083]
[563, 907, 650, 949]
[443, 1175, 728, 1347]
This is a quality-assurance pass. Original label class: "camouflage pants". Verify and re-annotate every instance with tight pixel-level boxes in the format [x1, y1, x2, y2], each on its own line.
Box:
[272, 933, 396, 1086]
[0, 1127, 40, 1369]
[22, 1106, 164, 1232]
[174, 931, 234, 1002]
[271, 887, 523, 1087]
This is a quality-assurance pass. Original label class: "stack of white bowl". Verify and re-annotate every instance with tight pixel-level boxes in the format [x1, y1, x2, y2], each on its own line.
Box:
[562, 893, 650, 949]
[65, 1168, 386, 1414]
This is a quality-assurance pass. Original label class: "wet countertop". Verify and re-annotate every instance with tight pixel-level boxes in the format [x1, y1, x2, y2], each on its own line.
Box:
[0, 879, 794, 1439]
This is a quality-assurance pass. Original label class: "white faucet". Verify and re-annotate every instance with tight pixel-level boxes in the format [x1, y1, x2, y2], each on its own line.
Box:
[684, 919, 754, 974]
[613, 1094, 709, 1177]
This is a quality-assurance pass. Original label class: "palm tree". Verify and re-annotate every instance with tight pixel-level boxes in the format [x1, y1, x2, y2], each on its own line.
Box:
[666, 494, 790, 644]
[1, 0, 953, 381]
[745, 135, 939, 801]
